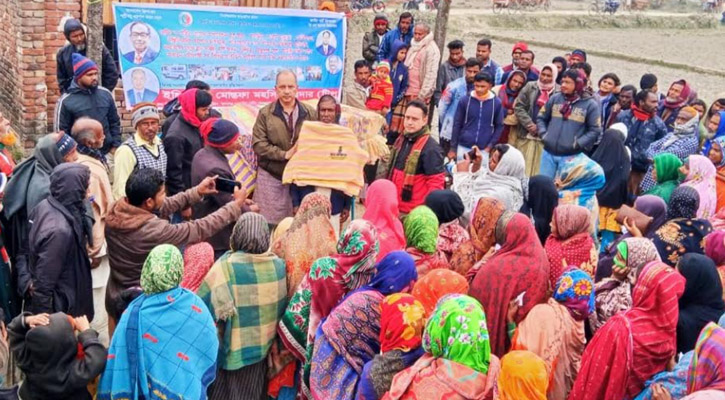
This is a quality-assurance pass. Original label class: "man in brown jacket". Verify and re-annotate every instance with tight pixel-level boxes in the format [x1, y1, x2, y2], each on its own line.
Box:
[104, 167, 246, 333]
[252, 70, 316, 225]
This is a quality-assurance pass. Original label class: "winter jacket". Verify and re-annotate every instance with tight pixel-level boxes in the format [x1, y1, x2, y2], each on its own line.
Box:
[76, 154, 112, 259]
[252, 100, 316, 179]
[514, 80, 559, 137]
[438, 77, 472, 141]
[390, 134, 445, 213]
[617, 110, 668, 172]
[362, 29, 388, 64]
[104, 187, 241, 321]
[26, 165, 94, 320]
[190, 146, 237, 256]
[163, 114, 203, 196]
[8, 313, 106, 400]
[404, 34, 441, 100]
[56, 45, 118, 94]
[536, 92, 602, 156]
[343, 81, 370, 110]
[55, 81, 121, 153]
[390, 40, 409, 108]
[377, 26, 414, 62]
[451, 91, 505, 150]
[658, 104, 682, 133]
[433, 60, 465, 106]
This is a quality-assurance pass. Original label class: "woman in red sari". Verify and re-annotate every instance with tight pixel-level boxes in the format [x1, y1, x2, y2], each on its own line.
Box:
[568, 261, 686, 400]
[468, 211, 550, 357]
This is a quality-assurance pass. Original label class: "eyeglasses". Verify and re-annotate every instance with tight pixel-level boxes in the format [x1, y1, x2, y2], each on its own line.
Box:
[131, 32, 150, 38]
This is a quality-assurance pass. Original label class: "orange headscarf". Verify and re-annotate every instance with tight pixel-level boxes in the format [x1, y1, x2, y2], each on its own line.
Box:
[498, 350, 549, 400]
[380, 293, 426, 352]
[411, 269, 469, 315]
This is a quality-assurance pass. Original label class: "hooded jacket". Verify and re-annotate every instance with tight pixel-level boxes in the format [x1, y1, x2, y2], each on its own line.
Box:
[8, 312, 107, 400]
[536, 91, 602, 156]
[56, 19, 118, 94]
[377, 22, 414, 62]
[451, 91, 505, 150]
[27, 164, 94, 320]
[104, 187, 241, 321]
[390, 40, 409, 108]
[55, 81, 121, 153]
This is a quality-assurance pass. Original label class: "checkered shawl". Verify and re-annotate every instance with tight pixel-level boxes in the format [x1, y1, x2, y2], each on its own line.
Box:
[196, 251, 287, 370]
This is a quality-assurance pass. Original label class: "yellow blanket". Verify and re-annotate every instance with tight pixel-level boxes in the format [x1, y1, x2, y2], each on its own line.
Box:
[282, 121, 368, 196]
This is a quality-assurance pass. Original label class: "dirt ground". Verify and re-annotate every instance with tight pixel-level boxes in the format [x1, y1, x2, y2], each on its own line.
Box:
[344, 0, 725, 103]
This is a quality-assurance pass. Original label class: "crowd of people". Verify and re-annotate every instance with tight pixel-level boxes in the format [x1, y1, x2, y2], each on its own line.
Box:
[0, 10, 724, 400]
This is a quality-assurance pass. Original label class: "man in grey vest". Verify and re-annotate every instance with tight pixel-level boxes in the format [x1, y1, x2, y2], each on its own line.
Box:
[112, 102, 168, 200]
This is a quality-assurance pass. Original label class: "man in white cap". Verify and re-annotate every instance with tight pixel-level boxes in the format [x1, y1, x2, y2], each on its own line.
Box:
[112, 102, 168, 200]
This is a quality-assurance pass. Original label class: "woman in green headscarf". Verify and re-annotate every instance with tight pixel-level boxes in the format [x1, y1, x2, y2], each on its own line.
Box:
[645, 153, 683, 203]
[99, 244, 219, 400]
[404, 206, 449, 277]
[385, 294, 500, 400]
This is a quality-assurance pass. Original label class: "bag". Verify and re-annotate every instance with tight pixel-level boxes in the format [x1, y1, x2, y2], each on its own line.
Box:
[615, 205, 653, 234]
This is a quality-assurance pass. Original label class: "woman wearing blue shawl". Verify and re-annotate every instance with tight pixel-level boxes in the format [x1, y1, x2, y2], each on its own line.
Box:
[98, 244, 219, 400]
[309, 250, 418, 400]
[554, 152, 605, 233]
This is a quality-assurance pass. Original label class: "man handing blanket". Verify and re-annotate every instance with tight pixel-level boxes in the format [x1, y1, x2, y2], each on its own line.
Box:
[283, 95, 369, 235]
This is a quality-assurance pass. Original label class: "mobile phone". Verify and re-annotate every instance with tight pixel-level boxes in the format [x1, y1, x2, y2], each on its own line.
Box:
[215, 177, 241, 194]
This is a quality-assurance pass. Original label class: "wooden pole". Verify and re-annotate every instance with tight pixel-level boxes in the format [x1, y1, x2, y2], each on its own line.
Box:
[433, 0, 451, 57]
[86, 0, 104, 75]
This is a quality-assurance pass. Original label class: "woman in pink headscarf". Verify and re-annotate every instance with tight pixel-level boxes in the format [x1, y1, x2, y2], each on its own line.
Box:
[363, 179, 406, 261]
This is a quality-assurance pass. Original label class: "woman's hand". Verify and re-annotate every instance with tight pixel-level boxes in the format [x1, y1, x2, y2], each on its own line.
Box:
[623, 217, 643, 237]
[506, 299, 520, 323]
[25, 313, 50, 329]
[651, 383, 672, 400]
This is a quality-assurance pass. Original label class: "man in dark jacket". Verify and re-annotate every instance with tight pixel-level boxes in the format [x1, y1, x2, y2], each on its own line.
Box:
[161, 80, 219, 138]
[27, 163, 94, 320]
[163, 88, 212, 202]
[377, 12, 414, 62]
[449, 72, 504, 163]
[389, 100, 444, 214]
[433, 39, 465, 107]
[618, 89, 668, 196]
[252, 70, 316, 225]
[362, 14, 389, 64]
[56, 19, 118, 94]
[537, 69, 602, 178]
[55, 54, 121, 154]
[191, 118, 251, 258]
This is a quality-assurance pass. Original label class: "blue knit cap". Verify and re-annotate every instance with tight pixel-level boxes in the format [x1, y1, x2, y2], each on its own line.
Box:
[56, 133, 77, 157]
[72, 53, 98, 81]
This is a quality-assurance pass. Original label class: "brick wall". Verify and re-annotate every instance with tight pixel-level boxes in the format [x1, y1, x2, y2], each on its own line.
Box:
[0, 0, 22, 142]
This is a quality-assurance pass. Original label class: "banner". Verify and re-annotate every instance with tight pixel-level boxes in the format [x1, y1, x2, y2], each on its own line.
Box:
[112, 3, 347, 109]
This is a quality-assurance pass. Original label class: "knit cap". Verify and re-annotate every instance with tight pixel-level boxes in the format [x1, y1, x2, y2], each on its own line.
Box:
[56, 133, 77, 157]
[132, 102, 160, 128]
[374, 14, 388, 23]
[571, 49, 587, 62]
[512, 42, 528, 54]
[72, 53, 98, 81]
[377, 61, 391, 72]
[200, 118, 240, 148]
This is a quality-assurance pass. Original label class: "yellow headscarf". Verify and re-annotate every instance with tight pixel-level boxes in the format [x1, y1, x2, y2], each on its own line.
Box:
[497, 350, 549, 400]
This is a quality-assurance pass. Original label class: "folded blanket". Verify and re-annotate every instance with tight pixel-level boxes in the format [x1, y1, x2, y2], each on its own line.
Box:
[282, 121, 368, 196]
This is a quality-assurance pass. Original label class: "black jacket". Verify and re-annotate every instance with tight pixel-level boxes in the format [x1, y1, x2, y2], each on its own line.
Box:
[56, 44, 118, 94]
[55, 81, 121, 153]
[164, 114, 204, 196]
[8, 312, 106, 400]
[26, 164, 94, 320]
[191, 146, 236, 255]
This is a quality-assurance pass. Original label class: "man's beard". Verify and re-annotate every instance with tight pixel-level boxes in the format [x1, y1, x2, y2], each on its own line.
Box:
[88, 81, 99, 89]
[74, 43, 86, 52]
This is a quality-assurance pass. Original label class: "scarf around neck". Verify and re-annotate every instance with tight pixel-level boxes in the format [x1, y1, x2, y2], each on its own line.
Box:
[389, 126, 430, 202]
[631, 104, 654, 122]
[536, 63, 558, 108]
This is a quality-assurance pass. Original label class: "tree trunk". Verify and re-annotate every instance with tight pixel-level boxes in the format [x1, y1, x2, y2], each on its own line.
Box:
[86, 0, 104, 75]
[433, 0, 451, 57]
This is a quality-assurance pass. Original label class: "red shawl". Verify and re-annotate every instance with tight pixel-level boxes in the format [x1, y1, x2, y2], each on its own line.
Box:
[568, 261, 685, 400]
[363, 179, 406, 262]
[179, 88, 203, 127]
[468, 212, 550, 357]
